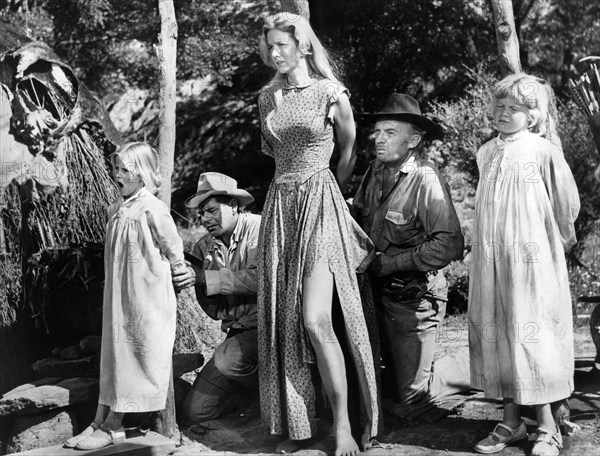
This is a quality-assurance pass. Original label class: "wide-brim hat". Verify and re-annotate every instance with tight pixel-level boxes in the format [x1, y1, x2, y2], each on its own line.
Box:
[185, 172, 254, 208]
[359, 93, 444, 140]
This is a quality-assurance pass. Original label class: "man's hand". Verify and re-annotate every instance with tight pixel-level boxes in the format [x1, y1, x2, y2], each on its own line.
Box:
[369, 252, 397, 277]
[172, 261, 205, 291]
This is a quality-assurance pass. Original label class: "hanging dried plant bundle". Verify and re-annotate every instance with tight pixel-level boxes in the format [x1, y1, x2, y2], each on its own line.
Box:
[26, 129, 117, 251]
[23, 125, 117, 332]
[0, 183, 22, 327]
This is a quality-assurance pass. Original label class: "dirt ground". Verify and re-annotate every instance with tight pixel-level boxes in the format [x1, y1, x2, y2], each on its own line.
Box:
[171, 317, 600, 456]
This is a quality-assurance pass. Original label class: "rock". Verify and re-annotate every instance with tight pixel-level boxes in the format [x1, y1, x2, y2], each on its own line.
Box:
[31, 355, 99, 378]
[0, 377, 98, 416]
[79, 335, 101, 355]
[59, 345, 81, 361]
[173, 353, 204, 379]
[2, 378, 63, 397]
[5, 410, 77, 454]
[50, 348, 61, 358]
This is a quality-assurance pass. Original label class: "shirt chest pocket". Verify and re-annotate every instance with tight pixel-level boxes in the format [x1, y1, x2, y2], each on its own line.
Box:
[385, 210, 413, 226]
[384, 210, 417, 244]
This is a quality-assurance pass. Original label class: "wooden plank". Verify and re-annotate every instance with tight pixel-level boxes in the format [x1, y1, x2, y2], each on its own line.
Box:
[14, 431, 176, 456]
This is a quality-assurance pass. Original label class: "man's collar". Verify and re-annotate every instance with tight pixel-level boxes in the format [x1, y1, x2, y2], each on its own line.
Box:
[230, 214, 244, 244]
[212, 214, 244, 249]
[373, 154, 418, 175]
[399, 154, 417, 174]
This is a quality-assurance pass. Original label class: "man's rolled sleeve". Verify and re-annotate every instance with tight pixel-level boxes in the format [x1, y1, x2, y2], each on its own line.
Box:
[204, 270, 222, 296]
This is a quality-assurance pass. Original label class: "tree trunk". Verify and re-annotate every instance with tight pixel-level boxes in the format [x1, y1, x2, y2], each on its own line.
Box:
[150, 368, 177, 439]
[490, 0, 522, 76]
[280, 0, 310, 20]
[156, 0, 178, 208]
[153, 0, 178, 440]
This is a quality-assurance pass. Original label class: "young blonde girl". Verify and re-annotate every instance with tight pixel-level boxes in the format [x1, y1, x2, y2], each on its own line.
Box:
[65, 142, 185, 450]
[469, 74, 580, 456]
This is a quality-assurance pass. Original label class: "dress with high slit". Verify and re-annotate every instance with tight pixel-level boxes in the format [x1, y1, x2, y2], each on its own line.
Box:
[257, 77, 379, 446]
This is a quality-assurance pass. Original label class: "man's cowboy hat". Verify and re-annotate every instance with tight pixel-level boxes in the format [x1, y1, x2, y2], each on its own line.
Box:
[185, 172, 254, 208]
[360, 93, 444, 140]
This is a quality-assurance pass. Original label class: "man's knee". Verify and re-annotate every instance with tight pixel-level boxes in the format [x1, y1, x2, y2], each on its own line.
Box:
[180, 387, 221, 422]
[213, 336, 258, 381]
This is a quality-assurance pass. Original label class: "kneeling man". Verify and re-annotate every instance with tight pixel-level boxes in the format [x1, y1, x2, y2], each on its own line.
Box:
[354, 94, 470, 407]
[174, 172, 260, 421]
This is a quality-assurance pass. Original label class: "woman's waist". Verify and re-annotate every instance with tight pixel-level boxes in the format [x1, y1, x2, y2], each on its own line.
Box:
[272, 166, 332, 184]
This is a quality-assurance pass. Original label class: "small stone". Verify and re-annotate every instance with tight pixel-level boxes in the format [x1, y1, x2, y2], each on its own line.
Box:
[59, 345, 81, 361]
[79, 335, 101, 355]
[50, 348, 61, 358]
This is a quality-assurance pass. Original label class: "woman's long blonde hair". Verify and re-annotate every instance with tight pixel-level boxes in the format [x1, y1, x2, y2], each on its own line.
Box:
[259, 12, 342, 140]
[110, 142, 161, 197]
[490, 73, 562, 150]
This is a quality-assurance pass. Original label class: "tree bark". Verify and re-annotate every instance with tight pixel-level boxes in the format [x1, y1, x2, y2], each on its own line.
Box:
[150, 368, 177, 439]
[153, 0, 178, 440]
[280, 0, 310, 20]
[156, 0, 178, 208]
[491, 0, 522, 76]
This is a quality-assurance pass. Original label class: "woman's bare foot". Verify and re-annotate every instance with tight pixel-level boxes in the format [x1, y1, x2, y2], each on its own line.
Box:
[276, 437, 311, 454]
[334, 426, 359, 456]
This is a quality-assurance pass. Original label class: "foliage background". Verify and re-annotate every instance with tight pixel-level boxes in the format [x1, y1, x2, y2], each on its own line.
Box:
[2, 0, 600, 312]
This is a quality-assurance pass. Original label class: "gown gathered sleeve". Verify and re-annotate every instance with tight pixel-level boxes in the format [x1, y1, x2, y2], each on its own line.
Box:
[540, 144, 580, 251]
[146, 203, 185, 272]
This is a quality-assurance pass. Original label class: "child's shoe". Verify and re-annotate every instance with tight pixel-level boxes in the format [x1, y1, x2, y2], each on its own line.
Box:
[63, 422, 99, 448]
[474, 420, 527, 454]
[531, 427, 563, 456]
[75, 426, 126, 450]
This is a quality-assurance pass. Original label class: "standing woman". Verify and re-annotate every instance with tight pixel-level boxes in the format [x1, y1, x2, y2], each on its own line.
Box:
[257, 12, 379, 456]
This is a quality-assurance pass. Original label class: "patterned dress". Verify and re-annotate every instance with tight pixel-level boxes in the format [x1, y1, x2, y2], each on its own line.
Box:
[257, 77, 379, 446]
[468, 131, 580, 405]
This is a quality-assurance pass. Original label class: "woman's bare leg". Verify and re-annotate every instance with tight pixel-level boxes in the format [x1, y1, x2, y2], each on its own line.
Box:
[302, 261, 358, 456]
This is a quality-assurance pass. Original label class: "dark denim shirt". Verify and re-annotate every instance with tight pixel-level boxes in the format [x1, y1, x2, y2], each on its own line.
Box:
[353, 155, 464, 272]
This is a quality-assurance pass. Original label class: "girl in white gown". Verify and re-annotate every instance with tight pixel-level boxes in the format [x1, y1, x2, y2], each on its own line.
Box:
[469, 74, 580, 456]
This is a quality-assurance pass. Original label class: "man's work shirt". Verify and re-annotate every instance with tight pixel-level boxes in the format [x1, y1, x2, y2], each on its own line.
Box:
[353, 155, 464, 272]
[191, 213, 261, 332]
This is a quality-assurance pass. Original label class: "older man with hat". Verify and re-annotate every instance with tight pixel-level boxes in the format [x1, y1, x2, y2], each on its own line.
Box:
[353, 93, 471, 411]
[173, 172, 261, 421]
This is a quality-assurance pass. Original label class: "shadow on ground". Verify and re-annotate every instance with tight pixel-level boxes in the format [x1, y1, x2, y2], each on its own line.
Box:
[174, 368, 600, 456]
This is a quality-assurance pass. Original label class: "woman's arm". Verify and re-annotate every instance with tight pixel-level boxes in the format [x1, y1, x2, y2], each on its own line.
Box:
[332, 92, 357, 192]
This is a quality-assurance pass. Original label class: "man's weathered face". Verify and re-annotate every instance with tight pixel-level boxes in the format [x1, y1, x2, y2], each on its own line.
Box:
[372, 120, 421, 168]
[197, 197, 238, 239]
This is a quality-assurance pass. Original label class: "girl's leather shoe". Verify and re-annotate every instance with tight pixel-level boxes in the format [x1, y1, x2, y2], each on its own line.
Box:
[75, 426, 126, 450]
[63, 422, 100, 448]
[474, 420, 527, 454]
